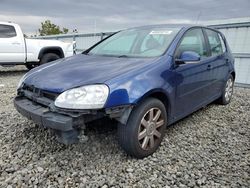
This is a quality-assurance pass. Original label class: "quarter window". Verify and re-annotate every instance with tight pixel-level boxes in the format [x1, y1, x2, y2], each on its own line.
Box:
[176, 28, 208, 59]
[0, 24, 17, 38]
[206, 29, 223, 56]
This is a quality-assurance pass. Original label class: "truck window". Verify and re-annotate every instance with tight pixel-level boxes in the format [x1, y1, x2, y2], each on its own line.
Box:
[0, 24, 17, 38]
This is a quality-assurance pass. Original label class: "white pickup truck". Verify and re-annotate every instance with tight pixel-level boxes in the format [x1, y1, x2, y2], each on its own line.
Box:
[0, 22, 74, 69]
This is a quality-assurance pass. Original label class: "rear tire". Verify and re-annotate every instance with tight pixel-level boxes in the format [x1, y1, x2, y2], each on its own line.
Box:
[40, 53, 60, 65]
[217, 74, 234, 105]
[118, 98, 167, 158]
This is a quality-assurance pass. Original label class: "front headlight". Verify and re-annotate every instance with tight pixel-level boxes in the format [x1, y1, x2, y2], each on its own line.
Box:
[54, 84, 109, 109]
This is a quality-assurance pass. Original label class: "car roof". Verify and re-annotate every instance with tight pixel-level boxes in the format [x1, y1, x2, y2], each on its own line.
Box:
[0, 21, 17, 26]
[0, 21, 11, 24]
[129, 24, 204, 30]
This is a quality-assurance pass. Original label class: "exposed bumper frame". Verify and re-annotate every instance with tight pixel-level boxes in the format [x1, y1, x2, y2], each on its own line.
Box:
[14, 96, 80, 131]
[14, 96, 133, 144]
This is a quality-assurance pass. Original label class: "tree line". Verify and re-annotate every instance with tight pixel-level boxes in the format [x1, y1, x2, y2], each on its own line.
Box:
[34, 20, 76, 36]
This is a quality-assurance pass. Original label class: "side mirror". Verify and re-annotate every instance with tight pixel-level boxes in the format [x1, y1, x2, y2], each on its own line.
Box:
[175, 51, 201, 64]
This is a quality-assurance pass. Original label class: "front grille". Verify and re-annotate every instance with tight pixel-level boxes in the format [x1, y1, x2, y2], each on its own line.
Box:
[21, 84, 59, 107]
[43, 91, 58, 101]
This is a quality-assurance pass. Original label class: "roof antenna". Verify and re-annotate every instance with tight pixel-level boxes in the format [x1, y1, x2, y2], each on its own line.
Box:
[195, 11, 202, 24]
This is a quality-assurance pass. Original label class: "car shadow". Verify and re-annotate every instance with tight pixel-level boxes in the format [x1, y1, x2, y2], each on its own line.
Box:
[85, 117, 118, 134]
[166, 102, 216, 130]
[19, 102, 218, 162]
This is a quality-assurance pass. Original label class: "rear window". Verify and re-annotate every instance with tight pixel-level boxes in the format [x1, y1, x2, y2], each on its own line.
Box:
[0, 24, 17, 38]
[205, 29, 224, 56]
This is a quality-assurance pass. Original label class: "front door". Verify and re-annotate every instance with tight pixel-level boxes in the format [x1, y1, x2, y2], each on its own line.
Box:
[173, 28, 213, 118]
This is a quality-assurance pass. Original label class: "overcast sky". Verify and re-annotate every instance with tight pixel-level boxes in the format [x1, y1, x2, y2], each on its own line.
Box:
[0, 0, 250, 35]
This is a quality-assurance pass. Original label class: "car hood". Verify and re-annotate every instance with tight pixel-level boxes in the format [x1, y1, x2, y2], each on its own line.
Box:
[23, 54, 158, 93]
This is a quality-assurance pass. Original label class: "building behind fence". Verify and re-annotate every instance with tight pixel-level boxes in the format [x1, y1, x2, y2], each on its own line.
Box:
[34, 18, 250, 87]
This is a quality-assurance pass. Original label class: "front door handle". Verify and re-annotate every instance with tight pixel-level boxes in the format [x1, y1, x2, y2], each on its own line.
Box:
[207, 64, 212, 70]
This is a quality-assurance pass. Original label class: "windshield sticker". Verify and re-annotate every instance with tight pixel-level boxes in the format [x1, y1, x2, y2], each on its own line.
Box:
[150, 30, 173, 35]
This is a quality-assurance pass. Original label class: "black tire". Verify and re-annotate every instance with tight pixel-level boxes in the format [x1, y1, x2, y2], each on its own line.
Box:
[40, 53, 60, 65]
[118, 98, 167, 158]
[217, 74, 234, 105]
[25, 64, 37, 70]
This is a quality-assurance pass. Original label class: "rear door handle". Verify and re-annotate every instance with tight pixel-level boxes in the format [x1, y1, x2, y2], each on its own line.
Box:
[207, 64, 212, 70]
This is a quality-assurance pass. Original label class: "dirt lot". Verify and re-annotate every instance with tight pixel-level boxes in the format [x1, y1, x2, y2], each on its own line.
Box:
[0, 66, 249, 188]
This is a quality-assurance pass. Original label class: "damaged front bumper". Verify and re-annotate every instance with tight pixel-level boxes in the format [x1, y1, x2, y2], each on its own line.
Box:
[14, 96, 133, 144]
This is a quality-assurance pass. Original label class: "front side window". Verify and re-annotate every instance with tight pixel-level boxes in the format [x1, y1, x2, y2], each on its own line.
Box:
[206, 29, 223, 56]
[0, 24, 17, 38]
[176, 28, 208, 59]
[88, 27, 180, 58]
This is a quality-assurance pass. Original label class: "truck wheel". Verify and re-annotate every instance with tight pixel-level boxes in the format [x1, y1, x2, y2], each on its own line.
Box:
[40, 53, 60, 65]
[217, 74, 234, 105]
[118, 98, 167, 158]
[25, 64, 37, 70]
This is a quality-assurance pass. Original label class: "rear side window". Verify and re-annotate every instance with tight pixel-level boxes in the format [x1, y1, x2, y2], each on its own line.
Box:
[218, 34, 226, 53]
[205, 29, 224, 56]
[0, 24, 17, 38]
[176, 28, 208, 59]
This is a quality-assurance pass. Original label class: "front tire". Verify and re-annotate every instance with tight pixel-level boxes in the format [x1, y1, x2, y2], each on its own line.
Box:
[118, 98, 167, 158]
[217, 74, 234, 105]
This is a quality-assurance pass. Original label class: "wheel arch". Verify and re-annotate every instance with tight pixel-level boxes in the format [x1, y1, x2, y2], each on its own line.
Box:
[38, 47, 64, 60]
[230, 71, 236, 81]
[135, 89, 172, 122]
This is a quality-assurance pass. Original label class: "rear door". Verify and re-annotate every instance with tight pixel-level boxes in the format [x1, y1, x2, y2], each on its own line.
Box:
[203, 28, 229, 95]
[0, 24, 25, 63]
[173, 28, 213, 118]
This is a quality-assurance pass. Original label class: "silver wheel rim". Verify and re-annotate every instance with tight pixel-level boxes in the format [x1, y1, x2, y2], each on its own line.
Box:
[138, 108, 164, 150]
[225, 78, 233, 102]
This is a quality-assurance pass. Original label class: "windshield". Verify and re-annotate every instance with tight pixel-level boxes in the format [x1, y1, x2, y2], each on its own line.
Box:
[88, 27, 180, 58]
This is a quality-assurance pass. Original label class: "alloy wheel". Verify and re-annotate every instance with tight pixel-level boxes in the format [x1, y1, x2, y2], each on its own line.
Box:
[225, 78, 233, 102]
[138, 108, 165, 150]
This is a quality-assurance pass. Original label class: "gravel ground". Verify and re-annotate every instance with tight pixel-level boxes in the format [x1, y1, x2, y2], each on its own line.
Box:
[0, 66, 249, 188]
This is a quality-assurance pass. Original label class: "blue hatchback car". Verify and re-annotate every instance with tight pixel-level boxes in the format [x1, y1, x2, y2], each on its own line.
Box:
[15, 25, 235, 158]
